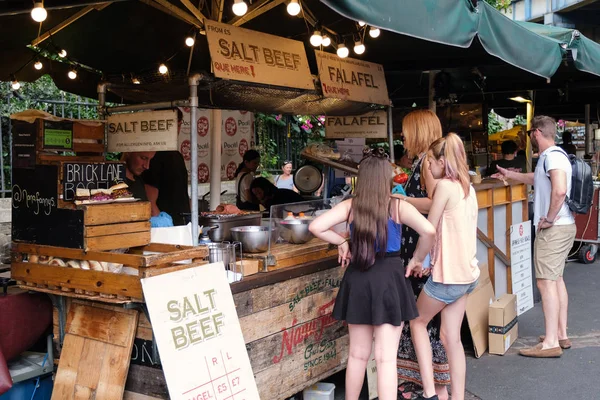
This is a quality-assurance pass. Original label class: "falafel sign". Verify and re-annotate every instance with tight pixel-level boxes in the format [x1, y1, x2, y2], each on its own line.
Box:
[107, 110, 178, 152]
[325, 111, 388, 139]
[315, 50, 390, 105]
[205, 20, 314, 90]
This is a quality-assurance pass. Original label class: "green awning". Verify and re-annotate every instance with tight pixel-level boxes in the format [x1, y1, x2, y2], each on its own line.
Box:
[321, 0, 565, 79]
[518, 21, 600, 77]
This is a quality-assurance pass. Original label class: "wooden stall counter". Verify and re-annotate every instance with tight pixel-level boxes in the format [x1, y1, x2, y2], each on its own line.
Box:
[473, 178, 530, 304]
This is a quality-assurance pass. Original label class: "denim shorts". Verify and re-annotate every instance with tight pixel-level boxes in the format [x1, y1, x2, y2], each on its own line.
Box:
[423, 276, 478, 305]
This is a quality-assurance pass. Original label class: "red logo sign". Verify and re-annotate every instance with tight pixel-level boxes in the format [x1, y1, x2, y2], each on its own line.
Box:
[226, 161, 237, 180]
[240, 110, 248, 115]
[238, 139, 248, 158]
[197, 116, 209, 137]
[519, 224, 524, 236]
[225, 117, 237, 137]
[180, 140, 191, 161]
[181, 107, 190, 113]
[198, 163, 209, 183]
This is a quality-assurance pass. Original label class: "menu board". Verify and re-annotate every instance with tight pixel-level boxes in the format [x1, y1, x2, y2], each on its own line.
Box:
[12, 120, 37, 169]
[62, 162, 126, 201]
[142, 263, 260, 400]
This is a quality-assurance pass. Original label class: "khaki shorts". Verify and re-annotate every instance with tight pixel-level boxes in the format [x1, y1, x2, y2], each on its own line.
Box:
[533, 224, 576, 281]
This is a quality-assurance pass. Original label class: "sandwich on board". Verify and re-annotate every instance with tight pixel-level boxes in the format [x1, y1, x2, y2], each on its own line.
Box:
[75, 183, 135, 205]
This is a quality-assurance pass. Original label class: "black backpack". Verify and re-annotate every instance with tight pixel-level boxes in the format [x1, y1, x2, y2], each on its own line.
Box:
[544, 149, 594, 214]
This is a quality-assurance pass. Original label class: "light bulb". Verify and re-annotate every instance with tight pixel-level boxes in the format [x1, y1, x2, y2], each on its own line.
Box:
[158, 64, 168, 74]
[310, 30, 322, 47]
[337, 43, 349, 58]
[358, 21, 366, 27]
[58, 49, 67, 58]
[321, 35, 331, 47]
[68, 70, 77, 80]
[31, 2, 47, 22]
[132, 78, 141, 85]
[354, 41, 365, 55]
[232, 0, 248, 16]
[34, 61, 43, 70]
[369, 27, 381, 38]
[185, 36, 195, 47]
[287, 0, 301, 16]
[11, 80, 20, 90]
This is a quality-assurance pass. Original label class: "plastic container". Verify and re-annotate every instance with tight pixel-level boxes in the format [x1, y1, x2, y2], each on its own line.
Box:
[302, 382, 335, 400]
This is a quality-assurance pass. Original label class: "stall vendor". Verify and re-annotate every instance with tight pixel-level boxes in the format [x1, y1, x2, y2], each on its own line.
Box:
[123, 151, 155, 201]
[235, 150, 261, 211]
[486, 140, 527, 176]
[250, 177, 304, 210]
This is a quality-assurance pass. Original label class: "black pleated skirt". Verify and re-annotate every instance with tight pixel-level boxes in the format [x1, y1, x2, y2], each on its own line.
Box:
[332, 254, 419, 326]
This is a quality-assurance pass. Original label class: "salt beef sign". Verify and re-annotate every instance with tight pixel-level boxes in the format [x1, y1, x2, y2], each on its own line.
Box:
[325, 111, 387, 139]
[107, 110, 178, 152]
[205, 20, 314, 90]
[315, 50, 390, 106]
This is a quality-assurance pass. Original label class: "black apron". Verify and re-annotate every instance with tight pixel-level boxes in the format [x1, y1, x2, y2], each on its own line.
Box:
[236, 172, 260, 211]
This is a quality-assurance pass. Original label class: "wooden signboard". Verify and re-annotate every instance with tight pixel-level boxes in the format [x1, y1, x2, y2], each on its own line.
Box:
[205, 20, 314, 90]
[141, 262, 260, 400]
[62, 162, 126, 201]
[107, 110, 178, 152]
[325, 110, 388, 139]
[315, 50, 390, 105]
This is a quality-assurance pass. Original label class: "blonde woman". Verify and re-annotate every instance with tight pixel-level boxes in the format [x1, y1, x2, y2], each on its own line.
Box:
[393, 110, 449, 400]
[407, 133, 480, 400]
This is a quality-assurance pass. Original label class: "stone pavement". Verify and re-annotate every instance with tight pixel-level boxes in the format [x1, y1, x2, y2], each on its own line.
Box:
[320, 261, 599, 399]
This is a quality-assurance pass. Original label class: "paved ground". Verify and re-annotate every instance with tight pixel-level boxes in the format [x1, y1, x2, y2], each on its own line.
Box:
[314, 260, 599, 399]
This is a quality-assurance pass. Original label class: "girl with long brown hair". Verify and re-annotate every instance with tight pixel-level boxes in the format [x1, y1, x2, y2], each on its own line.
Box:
[309, 148, 436, 400]
[406, 133, 480, 400]
[394, 110, 450, 400]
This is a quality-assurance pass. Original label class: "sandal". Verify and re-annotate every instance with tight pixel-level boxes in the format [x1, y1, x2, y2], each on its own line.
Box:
[398, 382, 420, 400]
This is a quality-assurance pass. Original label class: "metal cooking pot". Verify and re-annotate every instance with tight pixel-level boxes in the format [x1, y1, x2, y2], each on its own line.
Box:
[230, 226, 277, 253]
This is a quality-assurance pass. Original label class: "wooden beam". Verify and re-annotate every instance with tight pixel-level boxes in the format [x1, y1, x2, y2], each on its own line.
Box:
[179, 0, 207, 23]
[477, 228, 511, 266]
[140, 0, 202, 28]
[216, 0, 225, 22]
[229, 0, 286, 27]
[31, 3, 112, 46]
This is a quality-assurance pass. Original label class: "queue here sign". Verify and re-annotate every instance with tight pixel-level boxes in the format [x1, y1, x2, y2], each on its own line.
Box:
[205, 20, 314, 90]
[141, 263, 260, 400]
[315, 50, 390, 106]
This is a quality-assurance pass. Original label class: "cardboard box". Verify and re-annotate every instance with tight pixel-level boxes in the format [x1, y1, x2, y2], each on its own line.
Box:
[465, 264, 495, 358]
[488, 293, 518, 355]
[236, 259, 259, 276]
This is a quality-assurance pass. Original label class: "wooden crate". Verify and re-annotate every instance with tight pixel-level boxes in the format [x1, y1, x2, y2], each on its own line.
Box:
[34, 119, 105, 164]
[11, 242, 209, 302]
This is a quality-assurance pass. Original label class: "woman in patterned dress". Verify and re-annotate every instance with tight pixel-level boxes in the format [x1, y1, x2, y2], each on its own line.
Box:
[393, 110, 449, 400]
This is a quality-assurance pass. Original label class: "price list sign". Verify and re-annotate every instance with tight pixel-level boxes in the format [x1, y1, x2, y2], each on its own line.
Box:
[510, 221, 534, 315]
[142, 263, 260, 400]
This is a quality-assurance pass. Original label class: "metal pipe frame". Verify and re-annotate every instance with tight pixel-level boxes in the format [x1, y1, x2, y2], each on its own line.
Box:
[104, 100, 190, 114]
[387, 106, 395, 162]
[189, 74, 201, 246]
[0, 0, 132, 17]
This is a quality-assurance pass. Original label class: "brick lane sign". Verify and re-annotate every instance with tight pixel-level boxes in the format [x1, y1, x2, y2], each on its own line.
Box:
[141, 262, 260, 400]
[205, 20, 314, 90]
[107, 109, 178, 152]
[315, 50, 390, 105]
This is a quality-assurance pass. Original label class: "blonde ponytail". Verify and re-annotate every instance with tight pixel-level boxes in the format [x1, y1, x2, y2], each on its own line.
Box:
[428, 133, 471, 197]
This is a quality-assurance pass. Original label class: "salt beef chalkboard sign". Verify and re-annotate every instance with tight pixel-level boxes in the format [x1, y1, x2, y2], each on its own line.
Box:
[12, 165, 84, 248]
[62, 163, 126, 201]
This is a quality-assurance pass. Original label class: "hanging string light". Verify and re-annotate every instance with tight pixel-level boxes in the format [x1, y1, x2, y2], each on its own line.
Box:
[158, 63, 168, 74]
[287, 0, 301, 16]
[321, 35, 331, 47]
[354, 40, 365, 55]
[31, 2, 47, 22]
[369, 27, 381, 38]
[185, 36, 195, 47]
[132, 77, 141, 85]
[336, 43, 349, 58]
[68, 69, 77, 79]
[358, 21, 366, 27]
[232, 0, 248, 16]
[34, 60, 43, 70]
[11, 79, 20, 90]
[58, 49, 67, 58]
[310, 30, 323, 47]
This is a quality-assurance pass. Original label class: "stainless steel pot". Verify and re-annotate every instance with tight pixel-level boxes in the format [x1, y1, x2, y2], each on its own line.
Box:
[230, 226, 277, 253]
[198, 212, 262, 242]
[278, 219, 314, 244]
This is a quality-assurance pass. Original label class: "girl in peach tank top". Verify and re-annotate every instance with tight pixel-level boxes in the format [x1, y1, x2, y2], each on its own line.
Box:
[405, 133, 480, 400]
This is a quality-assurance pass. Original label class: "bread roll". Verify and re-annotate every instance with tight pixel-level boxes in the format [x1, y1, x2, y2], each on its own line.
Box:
[38, 255, 53, 264]
[29, 254, 39, 263]
[89, 261, 103, 271]
[80, 260, 90, 270]
[66, 260, 81, 269]
[49, 258, 66, 267]
[110, 182, 129, 191]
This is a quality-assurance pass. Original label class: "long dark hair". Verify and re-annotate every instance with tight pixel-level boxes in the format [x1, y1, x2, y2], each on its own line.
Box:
[235, 149, 260, 177]
[352, 148, 392, 270]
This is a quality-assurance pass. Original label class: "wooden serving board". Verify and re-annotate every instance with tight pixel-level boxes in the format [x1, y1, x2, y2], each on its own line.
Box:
[245, 239, 338, 271]
[52, 302, 139, 400]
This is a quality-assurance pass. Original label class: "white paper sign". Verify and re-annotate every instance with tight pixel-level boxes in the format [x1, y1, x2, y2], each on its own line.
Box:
[335, 138, 365, 179]
[107, 110, 178, 152]
[510, 221, 534, 315]
[141, 263, 260, 400]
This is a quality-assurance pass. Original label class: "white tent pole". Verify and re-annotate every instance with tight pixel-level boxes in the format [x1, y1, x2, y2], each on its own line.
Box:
[189, 75, 201, 245]
[210, 109, 222, 211]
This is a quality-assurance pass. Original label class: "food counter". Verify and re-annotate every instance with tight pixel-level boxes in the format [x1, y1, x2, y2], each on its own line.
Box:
[473, 178, 530, 300]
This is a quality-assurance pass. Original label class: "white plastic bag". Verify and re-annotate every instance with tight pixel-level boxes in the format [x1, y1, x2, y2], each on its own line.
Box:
[150, 222, 193, 246]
